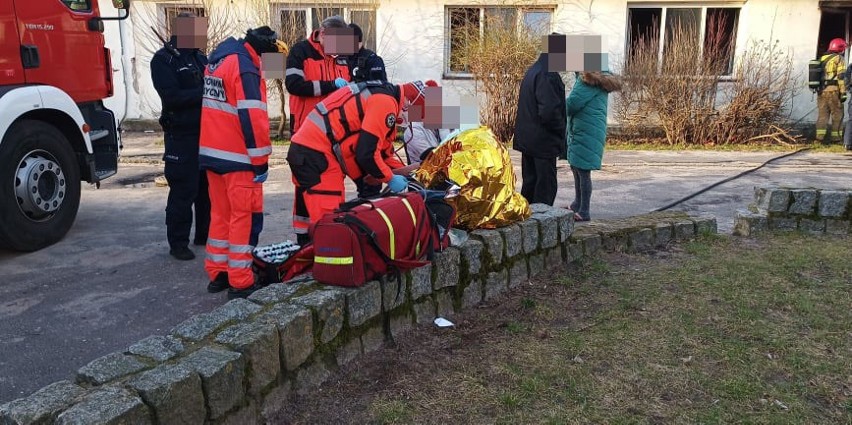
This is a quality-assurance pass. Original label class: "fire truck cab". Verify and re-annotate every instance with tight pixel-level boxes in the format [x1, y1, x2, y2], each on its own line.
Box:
[0, 0, 129, 251]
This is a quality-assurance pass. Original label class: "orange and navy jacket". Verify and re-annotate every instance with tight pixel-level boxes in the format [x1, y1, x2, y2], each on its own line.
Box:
[291, 82, 403, 183]
[199, 38, 272, 175]
[285, 30, 351, 135]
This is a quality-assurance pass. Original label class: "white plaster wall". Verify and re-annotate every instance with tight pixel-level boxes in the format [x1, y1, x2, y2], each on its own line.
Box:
[122, 0, 825, 125]
[737, 0, 823, 123]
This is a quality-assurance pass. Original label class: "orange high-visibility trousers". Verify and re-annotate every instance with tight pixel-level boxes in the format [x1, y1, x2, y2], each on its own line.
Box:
[288, 143, 347, 239]
[205, 170, 263, 289]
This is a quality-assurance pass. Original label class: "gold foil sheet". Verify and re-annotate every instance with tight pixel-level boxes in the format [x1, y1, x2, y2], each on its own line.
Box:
[414, 126, 531, 230]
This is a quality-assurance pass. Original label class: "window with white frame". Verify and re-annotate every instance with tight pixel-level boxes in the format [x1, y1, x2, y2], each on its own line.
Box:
[161, 5, 206, 35]
[627, 4, 740, 75]
[445, 6, 554, 77]
[274, 6, 378, 51]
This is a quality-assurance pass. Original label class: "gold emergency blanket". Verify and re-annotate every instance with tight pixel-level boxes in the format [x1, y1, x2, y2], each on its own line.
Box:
[414, 126, 530, 230]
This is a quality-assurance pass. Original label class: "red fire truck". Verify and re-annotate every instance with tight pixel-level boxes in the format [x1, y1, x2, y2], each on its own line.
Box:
[0, 0, 129, 251]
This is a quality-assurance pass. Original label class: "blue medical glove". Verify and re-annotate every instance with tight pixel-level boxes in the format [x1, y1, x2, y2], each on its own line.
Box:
[253, 171, 268, 183]
[334, 77, 347, 88]
[387, 175, 408, 193]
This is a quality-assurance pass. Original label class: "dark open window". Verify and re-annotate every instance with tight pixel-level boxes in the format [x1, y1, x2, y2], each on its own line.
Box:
[627, 6, 740, 76]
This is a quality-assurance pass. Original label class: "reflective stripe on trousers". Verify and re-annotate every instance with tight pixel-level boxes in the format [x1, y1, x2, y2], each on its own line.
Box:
[205, 170, 264, 289]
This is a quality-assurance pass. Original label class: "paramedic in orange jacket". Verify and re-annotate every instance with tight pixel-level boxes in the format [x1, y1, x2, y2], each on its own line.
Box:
[285, 15, 352, 135]
[199, 27, 287, 300]
[287, 80, 436, 246]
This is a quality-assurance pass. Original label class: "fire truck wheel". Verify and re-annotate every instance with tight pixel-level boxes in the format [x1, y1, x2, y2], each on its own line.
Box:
[0, 120, 81, 252]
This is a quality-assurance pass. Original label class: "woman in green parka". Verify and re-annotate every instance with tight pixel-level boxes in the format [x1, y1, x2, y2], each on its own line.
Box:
[565, 71, 622, 221]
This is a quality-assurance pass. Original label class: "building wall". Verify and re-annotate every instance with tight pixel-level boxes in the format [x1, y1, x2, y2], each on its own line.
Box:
[123, 0, 826, 126]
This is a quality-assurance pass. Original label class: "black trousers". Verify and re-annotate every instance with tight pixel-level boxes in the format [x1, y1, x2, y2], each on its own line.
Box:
[354, 176, 382, 199]
[570, 166, 592, 220]
[520, 153, 557, 206]
[164, 156, 210, 249]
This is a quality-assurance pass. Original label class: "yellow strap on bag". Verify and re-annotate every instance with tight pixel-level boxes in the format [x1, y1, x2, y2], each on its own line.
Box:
[400, 198, 421, 256]
[375, 208, 395, 259]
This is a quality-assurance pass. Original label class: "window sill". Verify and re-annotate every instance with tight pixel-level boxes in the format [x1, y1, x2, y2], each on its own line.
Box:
[442, 73, 475, 81]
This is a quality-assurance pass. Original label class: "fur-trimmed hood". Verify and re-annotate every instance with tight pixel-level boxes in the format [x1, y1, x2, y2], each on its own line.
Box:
[579, 71, 622, 93]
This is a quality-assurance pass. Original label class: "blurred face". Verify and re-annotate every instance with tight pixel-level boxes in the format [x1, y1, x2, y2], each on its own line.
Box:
[173, 16, 208, 50]
[320, 27, 358, 56]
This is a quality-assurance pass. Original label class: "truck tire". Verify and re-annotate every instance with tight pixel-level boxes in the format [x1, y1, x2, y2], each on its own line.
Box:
[0, 120, 81, 251]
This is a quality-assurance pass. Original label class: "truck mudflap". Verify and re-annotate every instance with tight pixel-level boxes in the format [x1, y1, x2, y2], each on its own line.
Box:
[79, 101, 119, 182]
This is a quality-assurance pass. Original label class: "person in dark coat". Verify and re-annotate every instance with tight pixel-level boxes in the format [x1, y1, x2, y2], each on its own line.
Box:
[513, 52, 567, 206]
[151, 12, 211, 261]
[346, 23, 387, 83]
[565, 71, 622, 221]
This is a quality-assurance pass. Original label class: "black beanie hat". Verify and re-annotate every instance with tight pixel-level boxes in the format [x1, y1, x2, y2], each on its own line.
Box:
[348, 23, 363, 43]
[245, 26, 279, 54]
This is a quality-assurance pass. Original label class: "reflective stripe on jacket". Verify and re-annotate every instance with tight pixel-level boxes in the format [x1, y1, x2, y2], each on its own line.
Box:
[199, 38, 272, 175]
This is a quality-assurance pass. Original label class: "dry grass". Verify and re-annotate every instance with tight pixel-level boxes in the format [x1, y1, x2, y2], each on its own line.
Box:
[616, 14, 800, 147]
[451, 15, 541, 144]
[275, 233, 852, 424]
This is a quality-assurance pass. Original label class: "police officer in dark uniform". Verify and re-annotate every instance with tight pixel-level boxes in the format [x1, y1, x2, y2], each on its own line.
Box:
[346, 23, 387, 83]
[347, 23, 390, 199]
[151, 12, 211, 261]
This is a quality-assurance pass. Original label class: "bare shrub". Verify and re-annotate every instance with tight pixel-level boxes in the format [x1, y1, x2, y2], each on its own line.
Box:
[712, 39, 797, 145]
[452, 15, 540, 144]
[615, 13, 798, 146]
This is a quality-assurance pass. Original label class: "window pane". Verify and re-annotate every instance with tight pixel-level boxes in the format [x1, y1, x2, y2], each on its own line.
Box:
[523, 11, 552, 37]
[280, 10, 308, 46]
[350, 10, 377, 51]
[312, 7, 344, 31]
[663, 8, 701, 70]
[62, 0, 91, 12]
[164, 6, 206, 35]
[628, 8, 661, 61]
[484, 7, 516, 32]
[448, 7, 480, 73]
[704, 8, 739, 74]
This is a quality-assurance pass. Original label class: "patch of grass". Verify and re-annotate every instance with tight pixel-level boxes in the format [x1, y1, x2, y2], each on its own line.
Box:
[271, 137, 290, 146]
[370, 399, 413, 424]
[608, 139, 847, 153]
[505, 321, 525, 334]
[283, 233, 852, 424]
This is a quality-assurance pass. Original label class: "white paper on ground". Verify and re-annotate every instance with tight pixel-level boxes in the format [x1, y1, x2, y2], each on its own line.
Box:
[434, 317, 455, 328]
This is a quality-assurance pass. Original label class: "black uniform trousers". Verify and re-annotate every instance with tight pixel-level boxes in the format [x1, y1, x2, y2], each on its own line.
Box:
[520, 153, 558, 206]
[164, 132, 211, 249]
[354, 176, 382, 199]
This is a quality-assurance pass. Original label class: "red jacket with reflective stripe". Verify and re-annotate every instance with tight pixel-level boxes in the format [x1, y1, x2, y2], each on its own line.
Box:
[285, 31, 351, 135]
[291, 82, 402, 183]
[199, 38, 272, 175]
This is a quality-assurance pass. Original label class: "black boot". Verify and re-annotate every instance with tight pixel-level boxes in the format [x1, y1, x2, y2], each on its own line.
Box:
[227, 283, 264, 300]
[169, 246, 195, 261]
[207, 272, 229, 293]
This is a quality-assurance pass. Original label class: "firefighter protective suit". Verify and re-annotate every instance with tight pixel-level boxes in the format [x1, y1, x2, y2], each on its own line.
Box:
[287, 81, 431, 245]
[199, 32, 279, 292]
[285, 29, 352, 135]
[816, 53, 847, 142]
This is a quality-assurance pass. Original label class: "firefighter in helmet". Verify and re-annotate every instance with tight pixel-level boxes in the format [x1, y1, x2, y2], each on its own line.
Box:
[199, 26, 288, 299]
[286, 80, 437, 246]
[816, 38, 847, 144]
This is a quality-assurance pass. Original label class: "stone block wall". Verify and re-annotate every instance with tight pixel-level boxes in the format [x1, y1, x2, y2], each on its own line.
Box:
[733, 187, 852, 237]
[0, 206, 716, 425]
